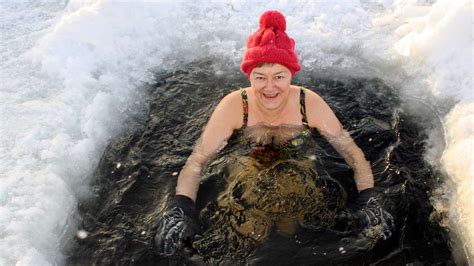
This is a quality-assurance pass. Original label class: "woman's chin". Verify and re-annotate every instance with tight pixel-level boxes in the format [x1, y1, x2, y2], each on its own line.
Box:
[262, 101, 281, 110]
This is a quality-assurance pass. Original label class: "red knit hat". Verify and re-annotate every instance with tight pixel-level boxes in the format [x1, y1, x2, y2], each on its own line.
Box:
[241, 10, 301, 77]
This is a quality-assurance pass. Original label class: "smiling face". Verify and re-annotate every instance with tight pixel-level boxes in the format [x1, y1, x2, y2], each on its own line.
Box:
[249, 63, 292, 112]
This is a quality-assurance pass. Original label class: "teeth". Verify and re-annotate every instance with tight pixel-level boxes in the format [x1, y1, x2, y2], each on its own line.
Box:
[264, 92, 277, 97]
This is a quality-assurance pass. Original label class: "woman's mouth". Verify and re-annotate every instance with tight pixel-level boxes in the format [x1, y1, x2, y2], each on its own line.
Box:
[263, 92, 278, 99]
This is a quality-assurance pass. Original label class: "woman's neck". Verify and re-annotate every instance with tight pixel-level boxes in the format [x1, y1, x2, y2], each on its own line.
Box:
[254, 94, 290, 126]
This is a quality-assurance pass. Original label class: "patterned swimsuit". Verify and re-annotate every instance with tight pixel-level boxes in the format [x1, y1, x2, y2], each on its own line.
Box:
[239, 87, 312, 161]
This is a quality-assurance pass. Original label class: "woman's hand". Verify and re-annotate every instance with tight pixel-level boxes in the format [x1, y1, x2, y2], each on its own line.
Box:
[342, 188, 395, 240]
[155, 195, 200, 256]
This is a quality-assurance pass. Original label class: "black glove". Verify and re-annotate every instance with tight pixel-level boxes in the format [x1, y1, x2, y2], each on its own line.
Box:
[155, 195, 199, 256]
[346, 188, 395, 240]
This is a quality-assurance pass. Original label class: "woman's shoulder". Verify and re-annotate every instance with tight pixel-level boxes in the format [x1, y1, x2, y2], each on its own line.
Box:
[297, 86, 324, 105]
[298, 86, 342, 135]
[220, 88, 246, 106]
[296, 85, 317, 95]
[210, 89, 246, 130]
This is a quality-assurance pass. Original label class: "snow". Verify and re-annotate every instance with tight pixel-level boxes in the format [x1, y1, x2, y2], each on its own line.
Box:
[0, 0, 472, 264]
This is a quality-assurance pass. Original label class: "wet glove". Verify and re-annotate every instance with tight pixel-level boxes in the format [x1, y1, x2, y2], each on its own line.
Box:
[343, 188, 395, 240]
[154, 195, 199, 256]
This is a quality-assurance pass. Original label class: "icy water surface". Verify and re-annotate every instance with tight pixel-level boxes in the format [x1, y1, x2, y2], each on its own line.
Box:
[68, 61, 454, 265]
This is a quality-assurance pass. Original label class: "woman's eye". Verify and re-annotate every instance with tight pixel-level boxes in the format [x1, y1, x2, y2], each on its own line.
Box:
[275, 76, 284, 79]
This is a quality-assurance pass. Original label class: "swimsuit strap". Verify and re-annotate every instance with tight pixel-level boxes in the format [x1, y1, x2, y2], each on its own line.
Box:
[240, 88, 249, 128]
[300, 87, 308, 126]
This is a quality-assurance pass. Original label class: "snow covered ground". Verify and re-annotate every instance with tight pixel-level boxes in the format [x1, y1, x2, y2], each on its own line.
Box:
[0, 0, 472, 264]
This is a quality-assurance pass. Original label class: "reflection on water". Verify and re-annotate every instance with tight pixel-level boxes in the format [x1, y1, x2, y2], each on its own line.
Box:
[67, 61, 454, 265]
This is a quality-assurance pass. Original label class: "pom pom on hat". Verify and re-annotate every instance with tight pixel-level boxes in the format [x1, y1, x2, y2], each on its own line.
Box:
[259, 10, 286, 31]
[241, 10, 300, 77]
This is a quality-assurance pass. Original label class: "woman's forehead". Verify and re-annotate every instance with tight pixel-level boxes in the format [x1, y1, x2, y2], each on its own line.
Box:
[252, 63, 290, 75]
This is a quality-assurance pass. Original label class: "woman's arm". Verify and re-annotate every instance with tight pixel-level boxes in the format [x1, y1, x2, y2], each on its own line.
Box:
[304, 89, 394, 239]
[305, 89, 374, 191]
[175, 91, 243, 201]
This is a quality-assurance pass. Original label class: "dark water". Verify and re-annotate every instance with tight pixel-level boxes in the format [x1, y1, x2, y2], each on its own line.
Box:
[67, 60, 454, 265]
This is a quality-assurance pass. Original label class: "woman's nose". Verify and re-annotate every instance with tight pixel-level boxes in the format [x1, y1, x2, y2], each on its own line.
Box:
[265, 78, 275, 88]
